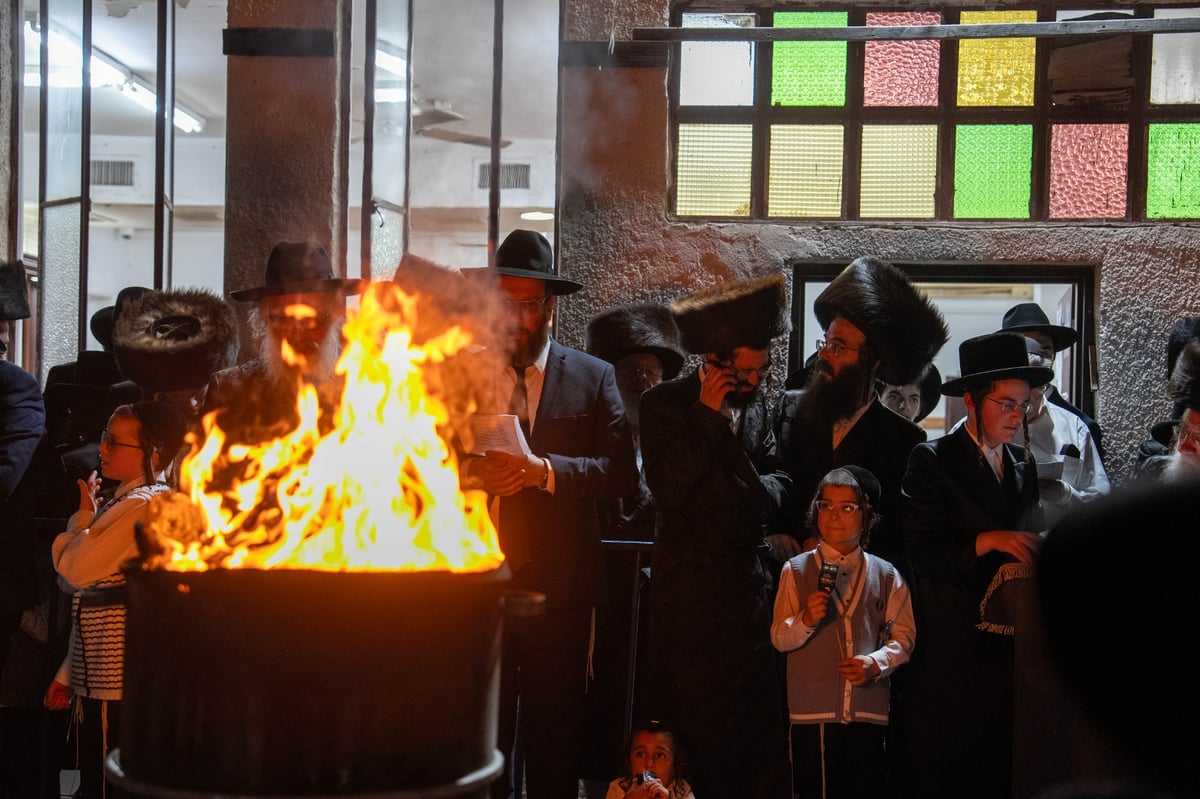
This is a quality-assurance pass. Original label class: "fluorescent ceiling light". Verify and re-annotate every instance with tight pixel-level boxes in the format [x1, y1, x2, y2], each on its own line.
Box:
[520, 210, 555, 221]
[23, 21, 206, 133]
[375, 48, 407, 77]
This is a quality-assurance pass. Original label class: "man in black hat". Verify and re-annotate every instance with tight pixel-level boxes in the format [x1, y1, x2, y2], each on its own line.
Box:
[900, 332, 1050, 799]
[1000, 301, 1105, 464]
[878, 364, 942, 425]
[463, 230, 637, 799]
[1136, 314, 1200, 474]
[776, 256, 949, 583]
[639, 273, 793, 799]
[204, 240, 365, 443]
[1143, 339, 1200, 482]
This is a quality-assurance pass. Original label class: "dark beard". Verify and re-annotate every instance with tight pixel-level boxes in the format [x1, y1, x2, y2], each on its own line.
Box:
[798, 359, 872, 426]
[724, 382, 759, 410]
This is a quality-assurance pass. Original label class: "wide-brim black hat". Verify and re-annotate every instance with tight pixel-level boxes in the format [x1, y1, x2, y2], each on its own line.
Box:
[814, 257, 949, 386]
[586, 303, 685, 380]
[1150, 419, 1179, 447]
[113, 288, 240, 392]
[476, 229, 582, 295]
[90, 285, 153, 350]
[1000, 302, 1078, 352]
[0, 261, 31, 321]
[672, 273, 790, 355]
[941, 332, 1055, 397]
[230, 241, 367, 302]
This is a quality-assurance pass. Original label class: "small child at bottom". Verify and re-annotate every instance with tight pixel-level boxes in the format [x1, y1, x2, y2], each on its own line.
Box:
[606, 719, 696, 799]
[770, 465, 916, 799]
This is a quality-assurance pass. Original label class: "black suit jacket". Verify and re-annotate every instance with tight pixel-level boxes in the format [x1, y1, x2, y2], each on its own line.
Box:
[496, 341, 637, 609]
[0, 361, 47, 616]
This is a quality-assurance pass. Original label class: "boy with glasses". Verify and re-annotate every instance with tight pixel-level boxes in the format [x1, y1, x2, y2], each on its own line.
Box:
[899, 332, 1051, 799]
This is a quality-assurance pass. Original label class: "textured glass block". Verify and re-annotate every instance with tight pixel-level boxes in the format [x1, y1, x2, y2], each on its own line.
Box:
[865, 12, 941, 107]
[680, 13, 756, 106]
[1147, 123, 1200, 218]
[958, 10, 1037, 107]
[42, 202, 83, 377]
[1151, 8, 1200, 104]
[676, 124, 753, 216]
[954, 124, 1032, 218]
[772, 12, 848, 107]
[768, 125, 844, 217]
[1049, 124, 1128, 219]
[861, 125, 938, 218]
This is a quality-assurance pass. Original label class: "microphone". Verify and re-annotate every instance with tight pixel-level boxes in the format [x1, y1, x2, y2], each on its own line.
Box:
[818, 560, 839, 593]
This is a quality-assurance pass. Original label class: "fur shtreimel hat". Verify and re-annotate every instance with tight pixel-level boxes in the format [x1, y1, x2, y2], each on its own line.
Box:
[113, 288, 240, 392]
[586, 303, 685, 380]
[1170, 339, 1200, 414]
[672, 273, 789, 355]
[1166, 315, 1200, 380]
[814, 256, 949, 386]
[0, 261, 31, 321]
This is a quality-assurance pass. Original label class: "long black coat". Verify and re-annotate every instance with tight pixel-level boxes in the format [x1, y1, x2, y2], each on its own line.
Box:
[901, 424, 1043, 799]
[639, 371, 791, 798]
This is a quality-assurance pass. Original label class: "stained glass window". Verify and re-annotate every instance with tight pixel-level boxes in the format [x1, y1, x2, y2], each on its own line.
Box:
[768, 125, 844, 217]
[1049, 124, 1128, 219]
[954, 125, 1032, 218]
[958, 11, 1038, 107]
[1151, 8, 1200, 104]
[864, 12, 941, 107]
[676, 124, 753, 217]
[1146, 123, 1200, 218]
[861, 126, 938, 218]
[772, 12, 848, 107]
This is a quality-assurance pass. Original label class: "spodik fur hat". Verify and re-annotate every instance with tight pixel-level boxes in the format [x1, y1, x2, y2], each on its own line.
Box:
[113, 288, 240, 392]
[814, 256, 949, 386]
[586, 303, 685, 380]
[672, 273, 789, 355]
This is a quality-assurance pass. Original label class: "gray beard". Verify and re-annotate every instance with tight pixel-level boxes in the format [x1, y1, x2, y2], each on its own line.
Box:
[258, 322, 343, 387]
[1163, 450, 1200, 482]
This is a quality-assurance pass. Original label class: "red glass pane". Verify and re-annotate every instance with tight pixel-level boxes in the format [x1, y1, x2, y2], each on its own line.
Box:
[865, 12, 942, 107]
[1049, 124, 1128, 218]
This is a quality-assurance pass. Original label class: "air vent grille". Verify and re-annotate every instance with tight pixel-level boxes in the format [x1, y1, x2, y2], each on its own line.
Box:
[477, 162, 531, 190]
[91, 159, 136, 187]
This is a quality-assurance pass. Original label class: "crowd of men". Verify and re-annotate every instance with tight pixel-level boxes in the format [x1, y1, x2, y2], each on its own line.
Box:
[0, 239, 1196, 799]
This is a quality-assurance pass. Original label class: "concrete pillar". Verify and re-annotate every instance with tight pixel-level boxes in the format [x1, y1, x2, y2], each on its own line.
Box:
[223, 0, 352, 359]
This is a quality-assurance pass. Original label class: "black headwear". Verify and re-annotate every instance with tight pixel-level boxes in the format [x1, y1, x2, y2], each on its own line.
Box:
[586, 303, 685, 380]
[476, 229, 582, 295]
[672, 273, 789, 355]
[113, 288, 240, 392]
[941, 332, 1055, 397]
[230, 241, 366, 302]
[1000, 302, 1079, 352]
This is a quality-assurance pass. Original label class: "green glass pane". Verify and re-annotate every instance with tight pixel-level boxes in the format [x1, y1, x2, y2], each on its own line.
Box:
[768, 125, 843, 217]
[676, 124, 753, 216]
[954, 125, 1032, 218]
[1147, 123, 1200, 218]
[861, 125, 938, 218]
[772, 12, 848, 107]
[958, 10, 1037, 107]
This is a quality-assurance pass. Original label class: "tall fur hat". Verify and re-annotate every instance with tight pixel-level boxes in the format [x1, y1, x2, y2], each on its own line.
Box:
[586, 303, 685, 380]
[1169, 339, 1200, 414]
[0, 261, 31, 321]
[814, 256, 949, 386]
[1166, 315, 1200, 380]
[113, 288, 240, 392]
[672, 273, 789, 355]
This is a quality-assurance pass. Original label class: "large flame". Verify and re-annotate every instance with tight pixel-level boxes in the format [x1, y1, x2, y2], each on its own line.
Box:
[155, 281, 503, 573]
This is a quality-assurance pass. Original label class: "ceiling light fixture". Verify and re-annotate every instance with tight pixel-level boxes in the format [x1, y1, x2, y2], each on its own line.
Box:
[23, 21, 207, 133]
[520, 210, 555, 221]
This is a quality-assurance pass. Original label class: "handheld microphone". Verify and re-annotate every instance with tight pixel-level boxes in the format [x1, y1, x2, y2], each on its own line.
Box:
[818, 561, 839, 593]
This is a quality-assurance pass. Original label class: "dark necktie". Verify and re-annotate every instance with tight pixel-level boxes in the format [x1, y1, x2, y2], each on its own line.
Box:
[509, 365, 530, 440]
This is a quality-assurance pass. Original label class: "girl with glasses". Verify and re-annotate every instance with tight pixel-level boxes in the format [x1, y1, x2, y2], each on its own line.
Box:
[43, 400, 187, 799]
[770, 466, 915, 799]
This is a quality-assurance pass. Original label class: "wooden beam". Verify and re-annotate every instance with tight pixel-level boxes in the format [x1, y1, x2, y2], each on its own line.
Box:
[633, 16, 1200, 43]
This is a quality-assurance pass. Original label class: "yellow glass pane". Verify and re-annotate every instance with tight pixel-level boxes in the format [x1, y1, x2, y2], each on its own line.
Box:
[676, 124, 753, 216]
[958, 10, 1037, 107]
[768, 125, 843, 217]
[861, 125, 938, 218]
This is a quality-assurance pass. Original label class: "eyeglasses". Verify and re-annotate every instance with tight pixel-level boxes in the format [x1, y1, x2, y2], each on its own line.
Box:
[717, 360, 772, 381]
[816, 338, 859, 357]
[504, 296, 548, 316]
[1176, 425, 1200, 450]
[985, 396, 1032, 415]
[100, 430, 144, 451]
[817, 500, 861, 515]
[268, 312, 331, 332]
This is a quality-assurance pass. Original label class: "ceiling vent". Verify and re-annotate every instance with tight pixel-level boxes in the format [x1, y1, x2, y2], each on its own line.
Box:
[477, 162, 531, 191]
[91, 159, 136, 187]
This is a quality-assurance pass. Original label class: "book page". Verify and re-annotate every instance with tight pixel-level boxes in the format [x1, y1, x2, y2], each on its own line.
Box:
[465, 413, 532, 457]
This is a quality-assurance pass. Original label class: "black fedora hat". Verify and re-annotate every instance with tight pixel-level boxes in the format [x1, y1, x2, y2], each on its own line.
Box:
[1000, 303, 1078, 352]
[483, 229, 582, 295]
[941, 332, 1055, 397]
[229, 241, 367, 302]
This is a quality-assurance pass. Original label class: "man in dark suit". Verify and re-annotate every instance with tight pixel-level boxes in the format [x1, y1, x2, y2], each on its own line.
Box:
[901, 332, 1050, 799]
[464, 230, 637, 799]
[640, 273, 793, 799]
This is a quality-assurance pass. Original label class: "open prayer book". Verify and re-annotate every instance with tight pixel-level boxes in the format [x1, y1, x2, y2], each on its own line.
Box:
[459, 413, 532, 458]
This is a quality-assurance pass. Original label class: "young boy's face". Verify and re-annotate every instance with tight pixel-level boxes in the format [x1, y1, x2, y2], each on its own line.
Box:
[816, 484, 864, 551]
[629, 731, 676, 785]
[98, 415, 145, 484]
